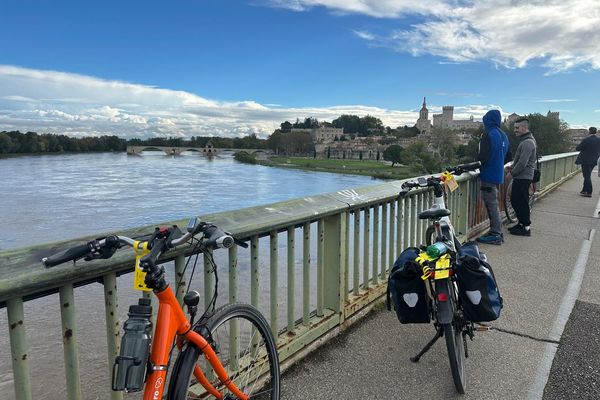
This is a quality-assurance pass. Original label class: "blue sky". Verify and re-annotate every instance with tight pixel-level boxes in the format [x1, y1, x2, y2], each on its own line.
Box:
[1, 0, 599, 138]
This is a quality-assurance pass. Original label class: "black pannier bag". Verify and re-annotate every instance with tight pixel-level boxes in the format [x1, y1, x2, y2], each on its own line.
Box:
[386, 247, 431, 324]
[456, 242, 503, 322]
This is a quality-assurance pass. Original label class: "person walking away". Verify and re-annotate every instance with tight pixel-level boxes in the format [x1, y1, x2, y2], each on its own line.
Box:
[508, 117, 537, 236]
[575, 126, 600, 197]
[477, 110, 511, 245]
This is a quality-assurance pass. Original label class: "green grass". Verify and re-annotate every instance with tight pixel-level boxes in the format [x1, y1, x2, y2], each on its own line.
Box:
[260, 157, 414, 180]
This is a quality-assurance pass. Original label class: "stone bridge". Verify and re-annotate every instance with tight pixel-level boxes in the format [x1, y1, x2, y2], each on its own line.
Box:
[125, 145, 272, 156]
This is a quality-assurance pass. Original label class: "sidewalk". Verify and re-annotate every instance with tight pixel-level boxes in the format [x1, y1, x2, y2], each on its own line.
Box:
[280, 174, 600, 400]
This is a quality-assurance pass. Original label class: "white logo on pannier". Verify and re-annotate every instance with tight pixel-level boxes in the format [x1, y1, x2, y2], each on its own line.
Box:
[466, 290, 482, 305]
[403, 293, 419, 307]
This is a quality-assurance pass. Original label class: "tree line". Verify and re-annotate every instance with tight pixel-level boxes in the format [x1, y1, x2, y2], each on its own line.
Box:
[0, 131, 269, 155]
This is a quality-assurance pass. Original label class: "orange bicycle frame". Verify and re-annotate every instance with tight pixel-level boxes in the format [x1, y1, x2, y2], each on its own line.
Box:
[142, 285, 248, 400]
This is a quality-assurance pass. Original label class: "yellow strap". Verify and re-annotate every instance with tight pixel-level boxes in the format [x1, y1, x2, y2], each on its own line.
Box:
[442, 171, 459, 192]
[434, 255, 451, 279]
[133, 241, 151, 291]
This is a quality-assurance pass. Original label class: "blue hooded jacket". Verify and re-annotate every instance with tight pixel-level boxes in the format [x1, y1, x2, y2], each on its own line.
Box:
[479, 110, 509, 184]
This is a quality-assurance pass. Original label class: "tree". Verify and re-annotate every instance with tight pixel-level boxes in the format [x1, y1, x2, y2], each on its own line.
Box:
[430, 127, 459, 165]
[524, 113, 570, 156]
[383, 145, 404, 167]
[280, 121, 292, 133]
[0, 132, 12, 153]
[403, 142, 439, 173]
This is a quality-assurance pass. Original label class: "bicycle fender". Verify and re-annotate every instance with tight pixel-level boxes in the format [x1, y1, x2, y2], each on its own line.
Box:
[435, 280, 454, 324]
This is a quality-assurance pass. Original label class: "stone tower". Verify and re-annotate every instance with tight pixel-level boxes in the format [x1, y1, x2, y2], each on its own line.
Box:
[415, 97, 432, 135]
[419, 97, 428, 120]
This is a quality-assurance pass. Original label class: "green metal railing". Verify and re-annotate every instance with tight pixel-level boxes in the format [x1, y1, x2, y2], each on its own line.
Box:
[0, 152, 579, 400]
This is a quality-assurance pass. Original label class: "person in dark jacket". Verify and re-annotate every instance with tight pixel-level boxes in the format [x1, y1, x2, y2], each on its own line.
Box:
[575, 127, 600, 197]
[477, 110, 511, 245]
[508, 117, 537, 236]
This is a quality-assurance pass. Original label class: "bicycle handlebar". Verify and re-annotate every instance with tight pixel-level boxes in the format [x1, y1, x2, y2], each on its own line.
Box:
[399, 161, 481, 197]
[447, 161, 481, 175]
[42, 243, 96, 267]
[42, 220, 246, 268]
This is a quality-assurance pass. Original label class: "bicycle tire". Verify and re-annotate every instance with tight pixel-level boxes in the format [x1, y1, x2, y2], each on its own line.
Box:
[168, 303, 281, 400]
[425, 225, 461, 250]
[442, 281, 466, 394]
[505, 180, 536, 223]
[504, 180, 517, 223]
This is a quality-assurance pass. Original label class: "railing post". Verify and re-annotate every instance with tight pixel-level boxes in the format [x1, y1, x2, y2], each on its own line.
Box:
[174, 254, 186, 306]
[372, 204, 379, 286]
[270, 230, 279, 334]
[323, 212, 346, 314]
[353, 211, 360, 296]
[344, 212, 350, 303]
[251, 236, 260, 310]
[457, 179, 471, 239]
[389, 200, 396, 271]
[103, 273, 123, 400]
[287, 227, 296, 334]
[204, 249, 215, 313]
[59, 283, 82, 400]
[381, 203, 388, 280]
[7, 297, 32, 400]
[317, 221, 324, 317]
[302, 225, 310, 325]
[363, 208, 370, 289]
[229, 245, 239, 370]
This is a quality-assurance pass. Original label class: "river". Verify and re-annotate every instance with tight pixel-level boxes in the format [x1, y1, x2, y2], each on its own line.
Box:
[0, 151, 380, 400]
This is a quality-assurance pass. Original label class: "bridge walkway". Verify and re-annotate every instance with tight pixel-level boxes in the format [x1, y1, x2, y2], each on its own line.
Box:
[280, 175, 600, 399]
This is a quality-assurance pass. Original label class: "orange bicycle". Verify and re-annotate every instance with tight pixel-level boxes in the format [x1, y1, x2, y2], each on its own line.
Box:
[42, 218, 280, 399]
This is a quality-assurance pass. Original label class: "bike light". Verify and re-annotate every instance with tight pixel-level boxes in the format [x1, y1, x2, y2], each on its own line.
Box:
[438, 293, 448, 302]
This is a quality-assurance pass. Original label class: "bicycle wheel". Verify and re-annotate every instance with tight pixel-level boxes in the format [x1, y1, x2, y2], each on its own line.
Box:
[442, 282, 466, 394]
[168, 303, 280, 400]
[425, 225, 461, 250]
[504, 180, 517, 223]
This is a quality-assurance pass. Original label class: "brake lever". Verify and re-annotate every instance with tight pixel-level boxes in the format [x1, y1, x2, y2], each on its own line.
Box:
[83, 236, 120, 261]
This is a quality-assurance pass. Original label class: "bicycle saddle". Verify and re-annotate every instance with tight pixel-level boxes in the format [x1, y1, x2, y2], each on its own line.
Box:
[418, 205, 451, 220]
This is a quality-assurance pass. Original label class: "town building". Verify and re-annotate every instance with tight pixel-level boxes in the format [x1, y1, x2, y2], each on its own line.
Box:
[567, 128, 589, 150]
[415, 98, 482, 134]
[432, 105, 481, 130]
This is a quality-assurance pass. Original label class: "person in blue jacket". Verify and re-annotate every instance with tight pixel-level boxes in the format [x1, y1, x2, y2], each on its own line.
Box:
[477, 110, 511, 245]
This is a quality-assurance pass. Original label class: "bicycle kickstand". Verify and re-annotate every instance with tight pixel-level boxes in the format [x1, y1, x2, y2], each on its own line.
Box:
[410, 326, 443, 363]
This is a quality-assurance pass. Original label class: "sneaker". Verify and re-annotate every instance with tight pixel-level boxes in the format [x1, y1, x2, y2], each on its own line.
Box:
[508, 224, 522, 233]
[580, 192, 592, 197]
[509, 224, 531, 236]
[477, 233, 503, 245]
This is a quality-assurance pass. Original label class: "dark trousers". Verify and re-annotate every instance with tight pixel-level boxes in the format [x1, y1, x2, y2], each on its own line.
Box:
[581, 164, 594, 194]
[511, 179, 531, 226]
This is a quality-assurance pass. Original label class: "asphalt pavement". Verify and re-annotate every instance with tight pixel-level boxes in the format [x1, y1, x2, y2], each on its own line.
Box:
[279, 174, 600, 400]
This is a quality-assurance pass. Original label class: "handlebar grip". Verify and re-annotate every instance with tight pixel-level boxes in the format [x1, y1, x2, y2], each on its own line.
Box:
[139, 238, 166, 270]
[201, 224, 234, 249]
[452, 161, 481, 173]
[42, 243, 92, 267]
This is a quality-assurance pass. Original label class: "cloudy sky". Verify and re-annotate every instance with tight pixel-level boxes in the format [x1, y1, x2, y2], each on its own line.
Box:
[1, 0, 599, 138]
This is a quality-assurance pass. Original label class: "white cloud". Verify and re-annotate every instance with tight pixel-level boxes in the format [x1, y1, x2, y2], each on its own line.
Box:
[535, 99, 577, 103]
[0, 65, 440, 138]
[270, 0, 600, 73]
[353, 30, 376, 41]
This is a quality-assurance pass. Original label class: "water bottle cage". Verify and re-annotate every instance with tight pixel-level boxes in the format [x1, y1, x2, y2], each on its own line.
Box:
[112, 355, 145, 392]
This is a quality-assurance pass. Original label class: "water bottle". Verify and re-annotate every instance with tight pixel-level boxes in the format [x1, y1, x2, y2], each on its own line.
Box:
[426, 242, 448, 258]
[112, 298, 153, 392]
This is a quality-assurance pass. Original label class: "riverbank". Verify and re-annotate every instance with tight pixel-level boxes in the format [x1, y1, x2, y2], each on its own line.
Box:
[254, 156, 414, 180]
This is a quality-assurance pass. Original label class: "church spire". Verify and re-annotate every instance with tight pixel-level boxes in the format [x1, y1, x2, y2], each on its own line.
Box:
[423, 97, 426, 107]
